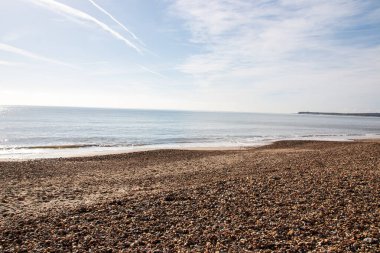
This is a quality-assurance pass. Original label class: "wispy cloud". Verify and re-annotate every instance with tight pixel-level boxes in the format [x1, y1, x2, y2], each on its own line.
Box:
[0, 42, 72, 67]
[88, 0, 144, 46]
[172, 0, 379, 75]
[29, 0, 142, 53]
[170, 0, 380, 112]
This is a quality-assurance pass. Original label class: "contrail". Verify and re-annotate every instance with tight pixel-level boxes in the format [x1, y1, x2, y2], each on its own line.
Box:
[29, 0, 142, 53]
[88, 0, 144, 46]
[0, 60, 19, 66]
[0, 43, 73, 67]
[137, 64, 167, 79]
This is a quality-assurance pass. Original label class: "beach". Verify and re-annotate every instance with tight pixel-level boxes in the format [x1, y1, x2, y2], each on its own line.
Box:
[0, 140, 379, 252]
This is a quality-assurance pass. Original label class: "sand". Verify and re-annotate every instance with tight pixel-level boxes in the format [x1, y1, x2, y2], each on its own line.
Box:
[0, 140, 379, 252]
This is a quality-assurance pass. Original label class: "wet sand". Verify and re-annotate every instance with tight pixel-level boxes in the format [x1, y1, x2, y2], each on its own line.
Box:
[0, 140, 379, 252]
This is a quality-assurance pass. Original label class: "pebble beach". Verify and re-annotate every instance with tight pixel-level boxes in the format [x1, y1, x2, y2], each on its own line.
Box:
[0, 140, 379, 252]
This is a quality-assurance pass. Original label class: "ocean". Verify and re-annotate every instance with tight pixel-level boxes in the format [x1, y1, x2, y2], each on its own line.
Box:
[0, 105, 379, 159]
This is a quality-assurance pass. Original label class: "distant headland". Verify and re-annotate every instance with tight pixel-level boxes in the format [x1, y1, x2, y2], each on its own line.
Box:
[298, 112, 380, 117]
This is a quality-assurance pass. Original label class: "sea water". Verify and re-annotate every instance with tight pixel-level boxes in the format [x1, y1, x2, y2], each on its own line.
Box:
[0, 105, 379, 159]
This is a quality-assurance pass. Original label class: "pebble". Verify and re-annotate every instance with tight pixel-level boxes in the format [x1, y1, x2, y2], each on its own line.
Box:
[363, 237, 378, 244]
[0, 141, 379, 252]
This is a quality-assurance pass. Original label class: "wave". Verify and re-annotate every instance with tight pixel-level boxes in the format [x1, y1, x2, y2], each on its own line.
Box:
[1, 133, 377, 151]
[1, 144, 129, 150]
[1, 133, 379, 160]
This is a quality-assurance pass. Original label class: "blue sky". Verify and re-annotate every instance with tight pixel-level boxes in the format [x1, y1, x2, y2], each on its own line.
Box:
[0, 0, 379, 113]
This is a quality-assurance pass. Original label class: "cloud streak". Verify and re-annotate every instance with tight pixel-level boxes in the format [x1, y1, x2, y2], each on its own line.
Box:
[0, 42, 72, 67]
[88, 0, 144, 45]
[29, 0, 142, 53]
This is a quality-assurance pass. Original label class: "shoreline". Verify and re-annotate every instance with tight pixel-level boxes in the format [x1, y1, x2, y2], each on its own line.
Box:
[0, 145, 253, 162]
[1, 135, 379, 161]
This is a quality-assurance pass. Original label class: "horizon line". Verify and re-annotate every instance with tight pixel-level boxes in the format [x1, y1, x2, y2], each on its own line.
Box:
[0, 104, 296, 115]
[2, 104, 379, 115]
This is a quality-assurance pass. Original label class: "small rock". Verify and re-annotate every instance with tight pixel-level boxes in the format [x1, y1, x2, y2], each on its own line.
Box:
[164, 194, 175, 201]
[287, 229, 294, 236]
[363, 237, 378, 244]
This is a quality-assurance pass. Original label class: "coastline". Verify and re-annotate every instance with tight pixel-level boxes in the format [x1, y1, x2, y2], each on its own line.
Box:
[0, 145, 252, 162]
[1, 135, 379, 161]
[1, 139, 379, 251]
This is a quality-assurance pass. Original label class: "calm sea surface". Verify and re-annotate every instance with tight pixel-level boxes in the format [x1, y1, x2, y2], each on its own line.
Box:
[0, 105, 379, 159]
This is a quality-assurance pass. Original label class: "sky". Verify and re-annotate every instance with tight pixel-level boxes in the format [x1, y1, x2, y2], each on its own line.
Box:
[0, 0, 379, 113]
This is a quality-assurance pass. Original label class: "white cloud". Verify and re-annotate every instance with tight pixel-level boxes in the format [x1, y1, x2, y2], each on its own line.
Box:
[170, 0, 380, 112]
[29, 0, 142, 53]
